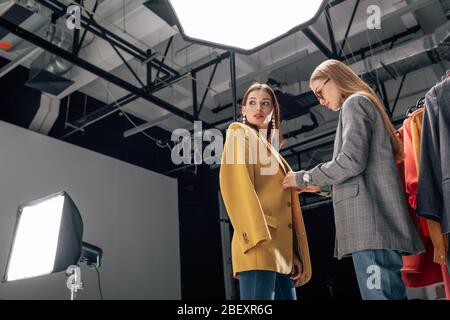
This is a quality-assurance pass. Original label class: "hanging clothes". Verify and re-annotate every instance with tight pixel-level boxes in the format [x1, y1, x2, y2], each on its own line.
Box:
[398, 115, 441, 288]
[398, 103, 450, 298]
[402, 238, 444, 288]
[417, 78, 450, 234]
[410, 110, 449, 265]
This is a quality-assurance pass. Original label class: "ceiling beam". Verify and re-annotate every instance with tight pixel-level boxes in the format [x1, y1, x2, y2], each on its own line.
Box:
[0, 16, 209, 126]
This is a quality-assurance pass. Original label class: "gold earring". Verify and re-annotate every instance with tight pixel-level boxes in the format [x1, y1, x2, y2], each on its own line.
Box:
[272, 117, 276, 129]
[242, 114, 247, 124]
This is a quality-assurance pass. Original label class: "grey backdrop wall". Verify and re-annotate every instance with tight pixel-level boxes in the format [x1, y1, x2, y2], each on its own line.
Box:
[0, 121, 180, 299]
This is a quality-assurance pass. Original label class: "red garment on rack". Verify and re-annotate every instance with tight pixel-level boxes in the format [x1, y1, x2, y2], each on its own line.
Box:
[402, 237, 443, 288]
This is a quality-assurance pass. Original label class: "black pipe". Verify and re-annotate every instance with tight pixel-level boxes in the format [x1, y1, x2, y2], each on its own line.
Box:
[229, 52, 238, 121]
[392, 74, 407, 116]
[302, 27, 340, 60]
[75, 0, 99, 55]
[325, 5, 337, 55]
[192, 71, 198, 118]
[338, 0, 360, 56]
[67, 52, 231, 132]
[0, 17, 206, 126]
[198, 61, 219, 116]
[36, 0, 178, 78]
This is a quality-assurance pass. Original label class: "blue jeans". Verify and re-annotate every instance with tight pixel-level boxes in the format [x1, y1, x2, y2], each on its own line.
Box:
[352, 249, 407, 300]
[237, 270, 297, 300]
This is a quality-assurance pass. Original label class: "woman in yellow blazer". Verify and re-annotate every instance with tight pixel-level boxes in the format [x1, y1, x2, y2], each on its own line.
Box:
[219, 83, 311, 300]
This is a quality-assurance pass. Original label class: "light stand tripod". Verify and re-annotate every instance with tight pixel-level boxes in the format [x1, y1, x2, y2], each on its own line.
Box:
[66, 265, 83, 300]
[65, 242, 103, 300]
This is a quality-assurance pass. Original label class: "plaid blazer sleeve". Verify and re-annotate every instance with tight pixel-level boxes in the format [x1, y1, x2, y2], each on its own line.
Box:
[297, 95, 375, 187]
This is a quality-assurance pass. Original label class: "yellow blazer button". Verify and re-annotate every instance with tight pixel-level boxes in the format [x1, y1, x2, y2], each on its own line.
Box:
[287, 201, 291, 208]
[288, 223, 293, 229]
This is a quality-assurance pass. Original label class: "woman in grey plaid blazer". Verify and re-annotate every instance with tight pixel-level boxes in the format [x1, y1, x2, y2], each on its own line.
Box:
[282, 60, 424, 300]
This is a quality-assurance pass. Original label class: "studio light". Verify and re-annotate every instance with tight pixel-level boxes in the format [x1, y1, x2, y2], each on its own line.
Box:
[145, 0, 328, 54]
[3, 191, 83, 282]
[3, 191, 103, 299]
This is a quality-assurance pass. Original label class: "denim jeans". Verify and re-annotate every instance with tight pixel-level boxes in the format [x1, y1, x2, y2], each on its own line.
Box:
[237, 270, 297, 300]
[352, 249, 407, 300]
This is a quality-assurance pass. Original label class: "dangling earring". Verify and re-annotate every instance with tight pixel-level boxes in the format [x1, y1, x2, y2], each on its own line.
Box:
[271, 116, 279, 147]
[242, 114, 247, 124]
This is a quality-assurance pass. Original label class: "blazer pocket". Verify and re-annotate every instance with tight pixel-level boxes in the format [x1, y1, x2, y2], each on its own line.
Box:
[264, 214, 278, 229]
[334, 184, 359, 203]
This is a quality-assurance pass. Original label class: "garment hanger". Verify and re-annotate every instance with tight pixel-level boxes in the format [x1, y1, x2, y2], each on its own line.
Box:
[441, 70, 450, 81]
[405, 71, 448, 117]
[406, 97, 425, 117]
[439, 70, 450, 81]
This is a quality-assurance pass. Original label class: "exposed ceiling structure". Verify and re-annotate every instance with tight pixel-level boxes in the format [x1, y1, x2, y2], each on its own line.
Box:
[0, 0, 449, 171]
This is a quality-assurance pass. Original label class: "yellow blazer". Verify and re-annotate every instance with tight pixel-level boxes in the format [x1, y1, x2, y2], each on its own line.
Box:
[219, 122, 312, 287]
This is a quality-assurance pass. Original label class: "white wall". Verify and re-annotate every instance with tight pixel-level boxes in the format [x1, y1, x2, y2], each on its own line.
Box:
[0, 121, 180, 299]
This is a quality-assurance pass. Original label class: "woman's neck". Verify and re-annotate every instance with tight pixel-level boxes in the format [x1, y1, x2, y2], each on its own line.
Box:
[245, 122, 268, 131]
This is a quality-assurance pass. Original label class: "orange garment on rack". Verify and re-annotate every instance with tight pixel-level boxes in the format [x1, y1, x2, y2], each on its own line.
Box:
[398, 125, 434, 283]
[402, 113, 429, 236]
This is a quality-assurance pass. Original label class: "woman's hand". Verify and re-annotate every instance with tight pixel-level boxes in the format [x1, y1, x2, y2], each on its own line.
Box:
[290, 254, 303, 283]
[282, 171, 298, 189]
[296, 185, 321, 194]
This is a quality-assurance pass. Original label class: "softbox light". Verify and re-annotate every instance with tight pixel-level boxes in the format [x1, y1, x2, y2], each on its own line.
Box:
[3, 191, 83, 282]
[145, 0, 329, 54]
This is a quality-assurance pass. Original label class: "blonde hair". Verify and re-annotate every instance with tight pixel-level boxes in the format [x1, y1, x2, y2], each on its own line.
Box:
[241, 83, 286, 147]
[310, 59, 404, 162]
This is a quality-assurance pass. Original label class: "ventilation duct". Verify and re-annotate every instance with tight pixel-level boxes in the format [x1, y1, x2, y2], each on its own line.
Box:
[0, 1, 74, 95]
[25, 21, 74, 95]
[0, 1, 34, 45]
[42, 23, 74, 76]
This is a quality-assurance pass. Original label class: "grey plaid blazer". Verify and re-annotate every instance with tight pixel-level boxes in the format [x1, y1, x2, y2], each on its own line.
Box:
[298, 94, 425, 259]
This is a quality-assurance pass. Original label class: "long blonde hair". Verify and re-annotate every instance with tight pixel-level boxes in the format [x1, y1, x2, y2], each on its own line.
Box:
[310, 59, 404, 162]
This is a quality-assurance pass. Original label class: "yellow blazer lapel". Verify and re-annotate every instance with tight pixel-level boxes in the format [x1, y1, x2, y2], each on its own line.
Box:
[280, 155, 293, 173]
[256, 133, 287, 175]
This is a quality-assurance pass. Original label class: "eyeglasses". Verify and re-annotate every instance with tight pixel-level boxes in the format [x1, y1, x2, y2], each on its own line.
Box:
[313, 78, 329, 101]
[246, 99, 273, 110]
